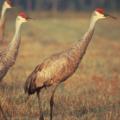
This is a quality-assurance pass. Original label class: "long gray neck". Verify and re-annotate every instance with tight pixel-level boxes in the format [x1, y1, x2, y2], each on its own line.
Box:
[71, 16, 97, 61]
[4, 20, 22, 64]
[0, 4, 7, 41]
[0, 4, 7, 26]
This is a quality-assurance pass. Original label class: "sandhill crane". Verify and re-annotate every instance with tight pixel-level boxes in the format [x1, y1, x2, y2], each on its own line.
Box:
[24, 8, 116, 120]
[0, 12, 30, 120]
[0, 0, 13, 43]
[0, 12, 30, 81]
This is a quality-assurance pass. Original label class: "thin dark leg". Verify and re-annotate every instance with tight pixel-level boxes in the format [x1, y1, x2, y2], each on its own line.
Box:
[37, 92, 44, 120]
[24, 95, 30, 103]
[0, 102, 8, 120]
[50, 84, 59, 120]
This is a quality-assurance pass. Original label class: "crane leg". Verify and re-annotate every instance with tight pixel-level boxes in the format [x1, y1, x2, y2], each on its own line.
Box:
[37, 92, 44, 120]
[50, 84, 59, 120]
[0, 101, 8, 120]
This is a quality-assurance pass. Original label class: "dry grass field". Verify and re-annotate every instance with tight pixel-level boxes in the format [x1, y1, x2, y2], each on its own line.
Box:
[0, 12, 120, 120]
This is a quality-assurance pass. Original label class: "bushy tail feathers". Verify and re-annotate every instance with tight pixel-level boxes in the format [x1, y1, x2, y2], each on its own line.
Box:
[24, 72, 37, 95]
[24, 64, 43, 95]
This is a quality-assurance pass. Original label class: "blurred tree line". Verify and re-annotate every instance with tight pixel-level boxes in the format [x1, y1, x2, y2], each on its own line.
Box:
[1, 0, 120, 11]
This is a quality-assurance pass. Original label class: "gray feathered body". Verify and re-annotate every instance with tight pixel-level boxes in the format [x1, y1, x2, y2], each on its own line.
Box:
[0, 23, 4, 42]
[0, 48, 17, 81]
[25, 27, 94, 95]
[0, 23, 21, 81]
[25, 48, 80, 94]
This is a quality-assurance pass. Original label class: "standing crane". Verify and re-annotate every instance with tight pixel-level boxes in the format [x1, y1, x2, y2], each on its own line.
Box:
[0, 12, 30, 120]
[24, 8, 116, 120]
[0, 12, 30, 81]
[0, 0, 13, 43]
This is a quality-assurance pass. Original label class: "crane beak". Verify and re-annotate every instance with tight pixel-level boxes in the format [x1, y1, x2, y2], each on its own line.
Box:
[27, 17, 32, 21]
[26, 16, 32, 21]
[104, 13, 117, 19]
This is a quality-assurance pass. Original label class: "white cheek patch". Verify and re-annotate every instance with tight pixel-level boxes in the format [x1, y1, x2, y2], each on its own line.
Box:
[17, 16, 27, 22]
[95, 11, 102, 16]
[95, 11, 105, 19]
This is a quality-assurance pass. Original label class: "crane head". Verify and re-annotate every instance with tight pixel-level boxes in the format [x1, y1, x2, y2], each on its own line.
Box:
[94, 8, 116, 20]
[17, 12, 31, 23]
[4, 0, 13, 9]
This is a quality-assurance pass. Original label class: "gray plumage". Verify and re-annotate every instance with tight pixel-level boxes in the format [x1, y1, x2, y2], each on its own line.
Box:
[24, 9, 116, 120]
[0, 12, 28, 81]
[24, 27, 94, 95]
[24, 19, 94, 120]
[0, 42, 20, 81]
[0, 0, 12, 42]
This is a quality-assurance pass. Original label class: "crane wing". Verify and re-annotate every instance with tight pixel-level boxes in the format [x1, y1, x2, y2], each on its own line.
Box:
[35, 56, 68, 87]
